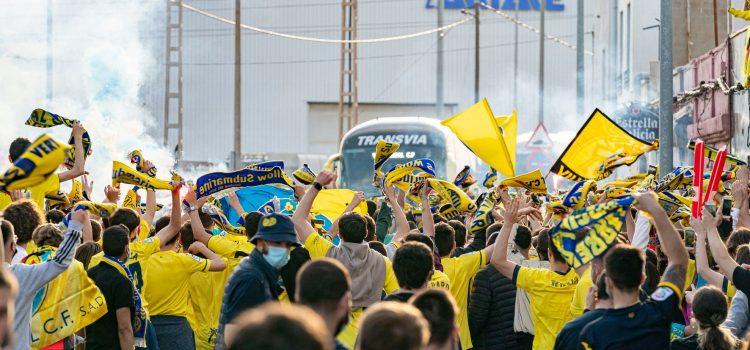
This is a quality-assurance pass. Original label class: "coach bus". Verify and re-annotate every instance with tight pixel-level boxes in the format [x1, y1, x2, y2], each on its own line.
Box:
[336, 117, 482, 197]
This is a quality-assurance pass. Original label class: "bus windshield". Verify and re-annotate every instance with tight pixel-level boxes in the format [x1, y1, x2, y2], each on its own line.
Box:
[340, 129, 447, 197]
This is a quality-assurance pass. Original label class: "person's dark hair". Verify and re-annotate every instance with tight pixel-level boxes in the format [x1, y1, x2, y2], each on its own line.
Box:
[296, 258, 351, 312]
[404, 233, 435, 252]
[408, 221, 417, 231]
[643, 260, 660, 295]
[32, 224, 63, 247]
[727, 228, 750, 258]
[227, 303, 331, 350]
[91, 220, 102, 242]
[109, 208, 140, 235]
[433, 223, 455, 257]
[486, 222, 503, 237]
[153, 216, 170, 236]
[45, 209, 65, 224]
[735, 244, 750, 265]
[447, 220, 466, 248]
[178, 222, 195, 250]
[3, 199, 44, 245]
[595, 272, 610, 301]
[534, 228, 549, 261]
[338, 212, 367, 243]
[197, 210, 213, 230]
[514, 225, 532, 250]
[8, 137, 31, 162]
[486, 232, 499, 246]
[0, 221, 13, 248]
[364, 215, 376, 242]
[410, 288, 457, 346]
[432, 213, 446, 225]
[75, 242, 102, 269]
[366, 200, 377, 218]
[368, 241, 387, 256]
[537, 228, 564, 262]
[393, 242, 434, 290]
[102, 225, 130, 258]
[243, 212, 263, 240]
[358, 302, 429, 350]
[604, 245, 645, 293]
[692, 286, 738, 350]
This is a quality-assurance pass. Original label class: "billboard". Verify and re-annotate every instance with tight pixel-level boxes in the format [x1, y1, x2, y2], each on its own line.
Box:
[425, 0, 565, 11]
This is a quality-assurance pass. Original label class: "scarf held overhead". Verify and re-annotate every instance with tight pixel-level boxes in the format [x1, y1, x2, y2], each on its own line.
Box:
[112, 161, 174, 191]
[195, 166, 294, 199]
[0, 133, 71, 192]
[26, 109, 92, 166]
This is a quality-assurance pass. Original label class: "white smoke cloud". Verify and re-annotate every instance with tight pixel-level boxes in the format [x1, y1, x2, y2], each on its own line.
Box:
[0, 0, 173, 201]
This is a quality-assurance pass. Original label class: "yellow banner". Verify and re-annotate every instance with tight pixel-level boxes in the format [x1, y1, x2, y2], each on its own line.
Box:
[550, 109, 657, 181]
[499, 169, 547, 194]
[311, 189, 368, 226]
[0, 134, 71, 191]
[427, 178, 477, 219]
[495, 109, 517, 172]
[29, 257, 107, 348]
[441, 99, 515, 177]
[112, 161, 174, 190]
[74, 201, 118, 218]
[122, 188, 139, 210]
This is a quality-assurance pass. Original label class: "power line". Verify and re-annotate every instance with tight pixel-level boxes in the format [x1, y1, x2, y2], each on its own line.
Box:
[180, 1, 473, 44]
[480, 2, 593, 55]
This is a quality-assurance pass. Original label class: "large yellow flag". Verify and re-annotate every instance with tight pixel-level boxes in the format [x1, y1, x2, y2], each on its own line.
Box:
[310, 189, 368, 229]
[26, 250, 107, 348]
[550, 109, 658, 181]
[495, 109, 517, 172]
[441, 99, 515, 177]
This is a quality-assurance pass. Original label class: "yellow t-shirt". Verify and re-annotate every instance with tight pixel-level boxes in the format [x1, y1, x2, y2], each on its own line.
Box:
[442, 250, 487, 350]
[0, 173, 60, 211]
[143, 250, 211, 317]
[188, 257, 238, 350]
[514, 266, 580, 350]
[305, 233, 399, 349]
[429, 269, 451, 290]
[207, 235, 254, 258]
[569, 266, 593, 318]
[89, 237, 162, 314]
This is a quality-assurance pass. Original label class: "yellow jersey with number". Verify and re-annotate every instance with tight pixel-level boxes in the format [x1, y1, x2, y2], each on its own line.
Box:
[441, 250, 487, 350]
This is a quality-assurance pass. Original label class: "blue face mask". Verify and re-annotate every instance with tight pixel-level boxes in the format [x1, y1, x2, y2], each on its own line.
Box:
[263, 246, 291, 269]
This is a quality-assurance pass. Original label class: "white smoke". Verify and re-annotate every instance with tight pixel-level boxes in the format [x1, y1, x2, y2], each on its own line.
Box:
[0, 0, 172, 201]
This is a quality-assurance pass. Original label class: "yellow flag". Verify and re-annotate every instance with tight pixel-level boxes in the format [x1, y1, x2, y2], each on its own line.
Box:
[550, 109, 657, 181]
[495, 109, 517, 172]
[74, 201, 118, 218]
[0, 134, 71, 191]
[427, 178, 477, 219]
[311, 189, 368, 224]
[499, 169, 547, 194]
[122, 188, 139, 210]
[441, 99, 515, 177]
[29, 257, 107, 348]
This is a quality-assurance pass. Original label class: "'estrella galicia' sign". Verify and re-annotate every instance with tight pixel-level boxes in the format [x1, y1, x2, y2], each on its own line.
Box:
[425, 0, 565, 11]
[613, 102, 659, 142]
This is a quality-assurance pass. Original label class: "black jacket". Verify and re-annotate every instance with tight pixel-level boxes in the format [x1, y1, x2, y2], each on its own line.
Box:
[469, 264, 529, 350]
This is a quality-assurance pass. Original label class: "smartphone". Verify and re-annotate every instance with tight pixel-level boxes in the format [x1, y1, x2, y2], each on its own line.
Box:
[684, 229, 695, 247]
[723, 197, 733, 216]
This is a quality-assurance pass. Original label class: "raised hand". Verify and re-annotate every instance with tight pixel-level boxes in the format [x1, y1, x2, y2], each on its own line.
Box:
[314, 171, 336, 187]
[104, 185, 121, 203]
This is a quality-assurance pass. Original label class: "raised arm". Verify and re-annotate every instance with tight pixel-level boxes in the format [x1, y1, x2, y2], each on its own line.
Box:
[489, 198, 520, 279]
[329, 191, 365, 238]
[375, 200, 392, 242]
[383, 184, 409, 243]
[228, 191, 246, 218]
[155, 185, 182, 246]
[293, 171, 335, 243]
[691, 216, 725, 288]
[185, 194, 213, 245]
[143, 190, 156, 226]
[58, 121, 87, 182]
[704, 207, 741, 282]
[733, 167, 750, 229]
[634, 192, 688, 289]
[421, 184, 435, 237]
[188, 241, 226, 271]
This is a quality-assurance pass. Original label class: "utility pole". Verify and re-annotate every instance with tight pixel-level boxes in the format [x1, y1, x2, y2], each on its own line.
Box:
[609, 0, 617, 103]
[163, 0, 184, 164]
[46, 0, 52, 101]
[576, 0, 584, 117]
[658, 0, 673, 173]
[474, 1, 480, 103]
[436, 0, 444, 118]
[538, 0, 545, 124]
[338, 0, 359, 142]
[233, 0, 242, 169]
[512, 1, 519, 108]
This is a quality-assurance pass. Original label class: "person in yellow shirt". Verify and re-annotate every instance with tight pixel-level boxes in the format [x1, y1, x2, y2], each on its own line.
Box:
[0, 122, 88, 211]
[491, 198, 580, 350]
[292, 171, 399, 349]
[143, 220, 226, 350]
[569, 258, 604, 318]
